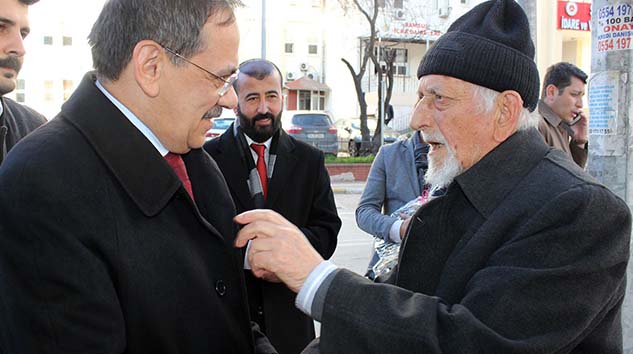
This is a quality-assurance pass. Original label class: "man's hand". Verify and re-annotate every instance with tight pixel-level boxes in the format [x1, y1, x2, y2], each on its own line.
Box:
[569, 110, 588, 145]
[399, 214, 413, 239]
[235, 210, 324, 293]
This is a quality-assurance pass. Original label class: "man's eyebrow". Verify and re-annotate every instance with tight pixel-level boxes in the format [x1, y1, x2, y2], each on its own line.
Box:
[0, 17, 16, 27]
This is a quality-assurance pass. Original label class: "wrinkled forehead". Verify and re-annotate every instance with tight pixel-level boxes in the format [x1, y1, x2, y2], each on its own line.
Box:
[418, 75, 474, 95]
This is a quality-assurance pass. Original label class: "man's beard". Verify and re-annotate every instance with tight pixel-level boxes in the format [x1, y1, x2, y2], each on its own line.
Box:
[0, 56, 22, 96]
[422, 130, 464, 188]
[237, 107, 282, 143]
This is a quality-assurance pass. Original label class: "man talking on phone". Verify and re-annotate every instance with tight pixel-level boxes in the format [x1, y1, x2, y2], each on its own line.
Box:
[537, 62, 588, 168]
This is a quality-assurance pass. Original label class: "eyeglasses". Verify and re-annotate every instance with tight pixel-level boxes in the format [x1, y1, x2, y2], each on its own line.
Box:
[161, 45, 238, 97]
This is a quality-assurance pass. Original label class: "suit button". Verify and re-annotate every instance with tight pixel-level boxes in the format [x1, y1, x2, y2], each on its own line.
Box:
[215, 280, 227, 296]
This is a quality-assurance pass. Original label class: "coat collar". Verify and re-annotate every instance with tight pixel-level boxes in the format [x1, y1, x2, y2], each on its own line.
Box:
[211, 125, 297, 210]
[60, 72, 182, 217]
[454, 128, 549, 218]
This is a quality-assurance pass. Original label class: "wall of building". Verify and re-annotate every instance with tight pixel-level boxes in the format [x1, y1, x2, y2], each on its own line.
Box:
[12, 0, 592, 126]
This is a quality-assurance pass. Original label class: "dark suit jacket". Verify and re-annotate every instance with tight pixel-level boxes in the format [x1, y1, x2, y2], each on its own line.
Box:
[205, 127, 340, 354]
[315, 129, 630, 354]
[0, 73, 275, 354]
[0, 96, 46, 165]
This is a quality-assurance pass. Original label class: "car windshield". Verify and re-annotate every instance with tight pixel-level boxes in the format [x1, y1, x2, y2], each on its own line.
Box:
[212, 118, 235, 129]
[292, 114, 331, 126]
[351, 119, 377, 131]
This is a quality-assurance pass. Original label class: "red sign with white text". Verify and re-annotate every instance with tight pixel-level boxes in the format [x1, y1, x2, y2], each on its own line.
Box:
[557, 1, 592, 31]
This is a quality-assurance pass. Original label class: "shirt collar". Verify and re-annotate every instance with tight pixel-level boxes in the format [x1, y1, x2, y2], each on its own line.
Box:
[243, 133, 272, 150]
[538, 99, 564, 127]
[95, 80, 169, 157]
[0, 98, 4, 117]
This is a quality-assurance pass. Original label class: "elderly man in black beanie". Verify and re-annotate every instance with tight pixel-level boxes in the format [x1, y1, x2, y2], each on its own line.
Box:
[233, 0, 632, 353]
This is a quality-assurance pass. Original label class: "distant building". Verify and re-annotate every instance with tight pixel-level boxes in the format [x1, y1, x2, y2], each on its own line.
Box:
[11, 0, 593, 130]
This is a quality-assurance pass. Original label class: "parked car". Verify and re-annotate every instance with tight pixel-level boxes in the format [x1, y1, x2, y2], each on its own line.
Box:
[335, 117, 399, 156]
[281, 110, 338, 156]
[205, 109, 236, 141]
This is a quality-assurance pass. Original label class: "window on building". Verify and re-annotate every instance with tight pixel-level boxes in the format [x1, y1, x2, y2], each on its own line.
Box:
[315, 91, 326, 110]
[374, 47, 409, 76]
[43, 36, 53, 45]
[299, 91, 311, 110]
[44, 80, 54, 102]
[308, 44, 318, 55]
[460, 0, 468, 4]
[63, 80, 74, 101]
[285, 43, 294, 54]
[62, 36, 73, 46]
[394, 0, 403, 8]
[15, 79, 25, 103]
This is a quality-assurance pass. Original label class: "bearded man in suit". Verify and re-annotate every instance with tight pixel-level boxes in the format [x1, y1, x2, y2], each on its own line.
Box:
[205, 59, 340, 354]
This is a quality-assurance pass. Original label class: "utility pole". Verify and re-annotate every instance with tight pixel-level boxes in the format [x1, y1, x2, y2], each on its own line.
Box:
[588, 1, 633, 350]
[261, 0, 266, 59]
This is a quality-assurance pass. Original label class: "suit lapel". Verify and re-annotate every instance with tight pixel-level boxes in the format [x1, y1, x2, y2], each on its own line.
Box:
[265, 132, 297, 208]
[212, 131, 256, 212]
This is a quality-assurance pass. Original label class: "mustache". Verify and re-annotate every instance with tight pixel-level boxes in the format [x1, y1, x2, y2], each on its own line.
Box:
[0, 56, 21, 73]
[202, 106, 224, 119]
[252, 112, 275, 121]
[421, 130, 447, 144]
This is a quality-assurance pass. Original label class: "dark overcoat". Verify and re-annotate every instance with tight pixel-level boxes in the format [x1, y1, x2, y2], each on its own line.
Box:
[315, 129, 631, 354]
[0, 73, 275, 354]
[205, 127, 340, 354]
[0, 96, 46, 165]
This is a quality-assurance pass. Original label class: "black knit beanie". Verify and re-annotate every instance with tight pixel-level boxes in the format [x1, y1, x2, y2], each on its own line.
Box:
[417, 0, 539, 111]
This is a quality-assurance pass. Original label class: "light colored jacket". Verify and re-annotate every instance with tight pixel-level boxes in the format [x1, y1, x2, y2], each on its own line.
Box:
[355, 137, 420, 242]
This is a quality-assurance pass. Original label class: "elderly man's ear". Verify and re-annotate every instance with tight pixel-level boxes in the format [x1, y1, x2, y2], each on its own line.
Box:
[132, 40, 165, 98]
[493, 90, 523, 142]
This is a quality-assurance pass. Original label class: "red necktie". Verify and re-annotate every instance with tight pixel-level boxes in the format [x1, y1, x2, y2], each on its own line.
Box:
[164, 152, 194, 200]
[250, 143, 268, 199]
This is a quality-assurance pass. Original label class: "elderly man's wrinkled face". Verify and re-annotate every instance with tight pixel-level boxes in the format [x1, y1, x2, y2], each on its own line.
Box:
[409, 75, 497, 187]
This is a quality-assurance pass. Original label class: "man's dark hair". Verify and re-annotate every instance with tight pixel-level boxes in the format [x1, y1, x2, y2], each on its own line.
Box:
[18, 0, 39, 4]
[88, 0, 242, 81]
[541, 62, 588, 98]
[234, 59, 283, 94]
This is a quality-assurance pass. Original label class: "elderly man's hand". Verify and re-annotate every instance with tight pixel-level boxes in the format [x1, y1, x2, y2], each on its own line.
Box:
[234, 209, 324, 293]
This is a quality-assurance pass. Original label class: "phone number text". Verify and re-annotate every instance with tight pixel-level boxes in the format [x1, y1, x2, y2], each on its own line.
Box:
[598, 37, 632, 52]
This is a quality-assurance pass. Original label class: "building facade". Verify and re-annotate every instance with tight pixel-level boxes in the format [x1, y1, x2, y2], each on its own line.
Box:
[9, 0, 594, 129]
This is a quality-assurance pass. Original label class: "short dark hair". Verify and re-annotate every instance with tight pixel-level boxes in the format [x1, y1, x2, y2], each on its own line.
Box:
[234, 59, 283, 94]
[541, 62, 588, 98]
[88, 0, 243, 81]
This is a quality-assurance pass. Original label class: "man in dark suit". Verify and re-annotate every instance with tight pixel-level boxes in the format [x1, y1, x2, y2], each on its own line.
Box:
[205, 59, 340, 354]
[0, 0, 46, 165]
[0, 1, 277, 353]
[234, 1, 631, 353]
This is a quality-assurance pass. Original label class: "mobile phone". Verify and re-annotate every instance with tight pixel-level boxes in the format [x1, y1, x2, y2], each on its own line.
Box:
[569, 113, 582, 126]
